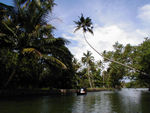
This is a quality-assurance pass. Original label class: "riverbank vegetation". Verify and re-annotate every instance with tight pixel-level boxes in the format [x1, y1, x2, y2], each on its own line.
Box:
[0, 0, 75, 89]
[0, 0, 150, 91]
[74, 39, 150, 90]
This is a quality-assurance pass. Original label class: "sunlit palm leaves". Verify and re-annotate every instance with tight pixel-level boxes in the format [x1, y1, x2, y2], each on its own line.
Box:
[22, 48, 42, 57]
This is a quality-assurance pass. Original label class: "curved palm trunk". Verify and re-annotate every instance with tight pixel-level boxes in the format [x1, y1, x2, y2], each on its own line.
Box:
[83, 33, 143, 74]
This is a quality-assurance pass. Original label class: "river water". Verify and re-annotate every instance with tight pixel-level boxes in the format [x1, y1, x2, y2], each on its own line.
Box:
[0, 88, 150, 113]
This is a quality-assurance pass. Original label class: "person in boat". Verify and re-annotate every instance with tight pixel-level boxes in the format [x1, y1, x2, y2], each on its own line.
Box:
[80, 88, 85, 93]
[77, 87, 87, 95]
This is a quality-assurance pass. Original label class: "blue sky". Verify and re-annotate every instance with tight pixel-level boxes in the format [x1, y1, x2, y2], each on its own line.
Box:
[0, 0, 13, 6]
[51, 0, 150, 60]
[1, 0, 150, 60]
[52, 0, 150, 30]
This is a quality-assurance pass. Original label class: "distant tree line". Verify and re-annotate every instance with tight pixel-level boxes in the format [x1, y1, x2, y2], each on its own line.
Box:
[73, 51, 104, 88]
[102, 39, 150, 89]
[74, 39, 150, 90]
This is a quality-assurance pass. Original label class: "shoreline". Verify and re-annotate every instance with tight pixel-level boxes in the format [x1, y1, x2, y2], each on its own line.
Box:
[0, 88, 149, 98]
[0, 88, 114, 97]
[87, 88, 114, 92]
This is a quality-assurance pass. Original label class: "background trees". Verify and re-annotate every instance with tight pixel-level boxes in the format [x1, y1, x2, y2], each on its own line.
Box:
[74, 51, 103, 88]
[82, 51, 94, 88]
[102, 42, 128, 88]
[134, 38, 150, 90]
[102, 40, 150, 89]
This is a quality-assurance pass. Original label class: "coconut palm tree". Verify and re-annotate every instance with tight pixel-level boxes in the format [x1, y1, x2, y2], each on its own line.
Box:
[74, 14, 143, 74]
[82, 50, 94, 88]
[0, 0, 69, 87]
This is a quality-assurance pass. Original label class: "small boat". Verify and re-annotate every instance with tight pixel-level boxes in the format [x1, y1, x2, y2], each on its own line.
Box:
[77, 88, 87, 95]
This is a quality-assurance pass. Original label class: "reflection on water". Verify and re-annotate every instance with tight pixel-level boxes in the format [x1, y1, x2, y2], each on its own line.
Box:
[108, 89, 142, 113]
[72, 88, 149, 113]
[0, 88, 150, 113]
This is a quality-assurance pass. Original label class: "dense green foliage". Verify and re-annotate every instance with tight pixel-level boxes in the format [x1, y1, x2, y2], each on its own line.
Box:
[74, 51, 103, 88]
[103, 39, 150, 89]
[102, 42, 131, 88]
[135, 38, 150, 89]
[73, 39, 150, 89]
[0, 0, 75, 89]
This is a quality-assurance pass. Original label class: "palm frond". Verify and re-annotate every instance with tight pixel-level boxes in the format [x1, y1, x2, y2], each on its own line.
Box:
[17, 0, 28, 5]
[43, 38, 57, 43]
[22, 48, 42, 57]
[74, 26, 81, 33]
[0, 33, 6, 37]
[43, 55, 67, 69]
[2, 21, 17, 37]
[87, 28, 94, 35]
[80, 14, 85, 23]
[56, 38, 70, 45]
[74, 14, 94, 34]
[22, 0, 30, 9]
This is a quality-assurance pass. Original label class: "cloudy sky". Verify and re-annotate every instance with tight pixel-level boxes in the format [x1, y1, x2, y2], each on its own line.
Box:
[1, 0, 150, 61]
[51, 0, 150, 61]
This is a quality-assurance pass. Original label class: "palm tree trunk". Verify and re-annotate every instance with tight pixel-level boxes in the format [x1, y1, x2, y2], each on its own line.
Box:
[103, 75, 105, 88]
[5, 69, 16, 87]
[92, 78, 95, 88]
[87, 65, 92, 88]
[83, 33, 145, 74]
[4, 53, 20, 88]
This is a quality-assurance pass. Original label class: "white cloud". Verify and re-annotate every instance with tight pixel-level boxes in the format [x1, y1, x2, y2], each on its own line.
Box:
[64, 25, 146, 61]
[138, 4, 150, 23]
[51, 1, 150, 62]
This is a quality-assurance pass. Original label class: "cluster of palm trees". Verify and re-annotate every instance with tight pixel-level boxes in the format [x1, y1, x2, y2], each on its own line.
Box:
[82, 51, 94, 88]
[0, 0, 74, 89]
[73, 50, 104, 88]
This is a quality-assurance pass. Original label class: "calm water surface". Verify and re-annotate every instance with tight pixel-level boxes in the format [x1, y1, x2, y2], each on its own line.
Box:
[0, 88, 150, 113]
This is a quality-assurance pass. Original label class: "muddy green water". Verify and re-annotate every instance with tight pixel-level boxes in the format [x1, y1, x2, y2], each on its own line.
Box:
[0, 88, 150, 113]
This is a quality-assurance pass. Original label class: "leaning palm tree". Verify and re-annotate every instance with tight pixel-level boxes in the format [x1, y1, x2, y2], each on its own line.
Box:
[74, 14, 143, 74]
[82, 51, 94, 88]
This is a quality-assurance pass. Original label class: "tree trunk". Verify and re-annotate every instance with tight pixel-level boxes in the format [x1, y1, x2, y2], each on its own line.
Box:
[5, 69, 16, 87]
[103, 75, 105, 88]
[87, 65, 92, 88]
[83, 33, 146, 74]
